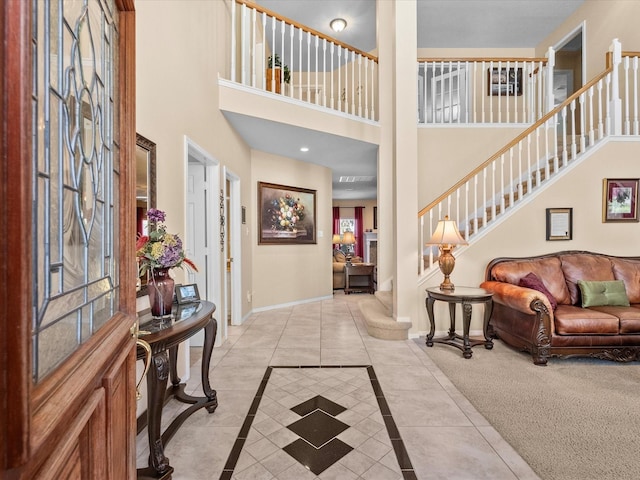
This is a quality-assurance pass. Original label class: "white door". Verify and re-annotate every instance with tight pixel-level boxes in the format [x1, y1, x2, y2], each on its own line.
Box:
[225, 169, 243, 326]
[430, 65, 468, 123]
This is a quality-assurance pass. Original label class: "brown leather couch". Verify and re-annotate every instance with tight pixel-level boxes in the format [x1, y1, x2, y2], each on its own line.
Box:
[332, 250, 362, 289]
[480, 251, 640, 365]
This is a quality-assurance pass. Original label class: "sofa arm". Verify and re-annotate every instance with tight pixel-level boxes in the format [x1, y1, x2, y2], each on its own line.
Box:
[480, 281, 553, 317]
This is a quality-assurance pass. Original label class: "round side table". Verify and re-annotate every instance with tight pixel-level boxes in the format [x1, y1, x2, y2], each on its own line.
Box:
[425, 286, 494, 359]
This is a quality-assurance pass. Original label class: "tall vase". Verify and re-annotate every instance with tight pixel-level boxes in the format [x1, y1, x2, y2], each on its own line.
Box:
[149, 268, 175, 317]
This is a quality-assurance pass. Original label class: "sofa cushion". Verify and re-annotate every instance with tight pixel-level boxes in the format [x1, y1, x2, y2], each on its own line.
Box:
[578, 280, 630, 307]
[490, 257, 571, 305]
[334, 251, 346, 263]
[611, 258, 640, 304]
[518, 272, 558, 310]
[560, 254, 615, 305]
[587, 305, 640, 334]
[554, 305, 620, 335]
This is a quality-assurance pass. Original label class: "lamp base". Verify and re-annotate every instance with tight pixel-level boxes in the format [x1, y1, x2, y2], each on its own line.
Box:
[438, 245, 457, 291]
[439, 278, 455, 291]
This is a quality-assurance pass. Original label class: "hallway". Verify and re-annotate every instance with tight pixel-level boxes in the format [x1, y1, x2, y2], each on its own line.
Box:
[136, 292, 539, 479]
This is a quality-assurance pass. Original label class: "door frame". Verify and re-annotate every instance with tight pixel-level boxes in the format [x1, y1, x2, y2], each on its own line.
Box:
[224, 168, 243, 326]
[184, 137, 224, 345]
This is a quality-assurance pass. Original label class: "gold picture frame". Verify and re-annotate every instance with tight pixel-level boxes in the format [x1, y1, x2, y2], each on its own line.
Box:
[258, 182, 317, 244]
[602, 178, 639, 222]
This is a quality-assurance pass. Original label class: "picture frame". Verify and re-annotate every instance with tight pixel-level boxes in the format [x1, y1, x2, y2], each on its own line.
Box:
[603, 178, 639, 222]
[488, 67, 523, 96]
[258, 182, 317, 244]
[175, 283, 201, 304]
[373, 206, 377, 230]
[546, 208, 573, 240]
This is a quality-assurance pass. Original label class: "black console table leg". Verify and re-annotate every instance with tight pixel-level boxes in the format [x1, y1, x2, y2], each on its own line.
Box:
[146, 352, 173, 477]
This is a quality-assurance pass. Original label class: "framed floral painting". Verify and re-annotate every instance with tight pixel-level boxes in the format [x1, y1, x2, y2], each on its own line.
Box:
[258, 182, 317, 244]
[602, 178, 639, 222]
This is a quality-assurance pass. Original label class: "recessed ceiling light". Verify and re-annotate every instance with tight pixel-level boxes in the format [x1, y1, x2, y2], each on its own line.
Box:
[330, 18, 347, 33]
[300, 147, 309, 152]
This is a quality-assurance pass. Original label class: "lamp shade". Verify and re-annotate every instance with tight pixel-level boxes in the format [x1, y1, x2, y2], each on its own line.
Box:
[332, 234, 341, 244]
[342, 231, 355, 245]
[427, 216, 467, 246]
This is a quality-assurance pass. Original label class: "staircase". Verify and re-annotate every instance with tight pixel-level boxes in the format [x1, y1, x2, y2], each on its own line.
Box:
[419, 42, 637, 279]
[358, 291, 412, 340]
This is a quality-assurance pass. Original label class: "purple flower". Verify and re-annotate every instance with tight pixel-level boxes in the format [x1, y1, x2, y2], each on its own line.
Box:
[147, 208, 166, 223]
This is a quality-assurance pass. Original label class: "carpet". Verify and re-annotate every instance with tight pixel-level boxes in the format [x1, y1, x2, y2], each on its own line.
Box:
[420, 339, 640, 480]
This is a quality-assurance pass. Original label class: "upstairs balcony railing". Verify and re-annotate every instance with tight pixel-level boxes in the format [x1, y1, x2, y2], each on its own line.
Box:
[417, 54, 551, 125]
[419, 40, 639, 276]
[230, 0, 379, 121]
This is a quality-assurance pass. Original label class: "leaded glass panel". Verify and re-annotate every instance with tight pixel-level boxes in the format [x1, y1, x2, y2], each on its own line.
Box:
[33, 0, 119, 383]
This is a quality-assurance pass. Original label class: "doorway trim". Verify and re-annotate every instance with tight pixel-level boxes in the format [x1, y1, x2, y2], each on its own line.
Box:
[554, 21, 586, 88]
[184, 136, 224, 345]
[224, 167, 243, 326]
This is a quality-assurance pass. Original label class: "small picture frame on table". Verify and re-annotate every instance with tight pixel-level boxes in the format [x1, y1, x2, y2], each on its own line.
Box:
[175, 283, 200, 304]
[602, 178, 639, 222]
[546, 208, 573, 240]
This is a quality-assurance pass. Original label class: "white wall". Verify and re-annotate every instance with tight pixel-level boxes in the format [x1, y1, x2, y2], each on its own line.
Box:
[251, 151, 333, 308]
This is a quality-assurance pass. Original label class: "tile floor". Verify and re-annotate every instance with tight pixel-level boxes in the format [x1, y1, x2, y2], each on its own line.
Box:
[136, 292, 540, 480]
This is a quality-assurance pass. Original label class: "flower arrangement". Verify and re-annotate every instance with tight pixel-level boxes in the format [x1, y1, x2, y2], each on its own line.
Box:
[136, 208, 198, 276]
[268, 194, 305, 231]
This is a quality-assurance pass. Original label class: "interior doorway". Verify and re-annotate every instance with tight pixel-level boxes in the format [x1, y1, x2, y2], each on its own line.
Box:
[224, 168, 243, 327]
[185, 137, 224, 347]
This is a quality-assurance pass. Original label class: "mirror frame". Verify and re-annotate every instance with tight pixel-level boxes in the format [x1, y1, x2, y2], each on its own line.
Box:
[136, 133, 156, 297]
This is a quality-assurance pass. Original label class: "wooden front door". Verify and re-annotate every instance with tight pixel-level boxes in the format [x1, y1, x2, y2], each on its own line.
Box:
[1, 1, 138, 478]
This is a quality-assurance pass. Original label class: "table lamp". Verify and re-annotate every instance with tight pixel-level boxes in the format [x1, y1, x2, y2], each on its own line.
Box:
[426, 216, 467, 291]
[332, 234, 342, 250]
[341, 230, 356, 265]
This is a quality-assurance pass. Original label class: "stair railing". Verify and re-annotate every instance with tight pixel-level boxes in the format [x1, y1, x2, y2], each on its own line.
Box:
[418, 40, 629, 276]
[417, 54, 551, 125]
[230, 0, 378, 121]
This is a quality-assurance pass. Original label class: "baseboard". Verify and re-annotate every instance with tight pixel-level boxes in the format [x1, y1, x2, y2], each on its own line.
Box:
[252, 294, 334, 313]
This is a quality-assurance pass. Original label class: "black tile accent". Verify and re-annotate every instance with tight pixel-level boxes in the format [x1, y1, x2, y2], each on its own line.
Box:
[219, 365, 417, 479]
[291, 394, 347, 417]
[287, 410, 349, 448]
[282, 438, 353, 475]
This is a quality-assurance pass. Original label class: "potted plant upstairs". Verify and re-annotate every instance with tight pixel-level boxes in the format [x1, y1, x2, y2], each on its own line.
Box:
[266, 54, 291, 94]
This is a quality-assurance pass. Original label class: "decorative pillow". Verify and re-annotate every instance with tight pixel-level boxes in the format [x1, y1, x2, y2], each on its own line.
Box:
[578, 280, 630, 307]
[518, 272, 558, 310]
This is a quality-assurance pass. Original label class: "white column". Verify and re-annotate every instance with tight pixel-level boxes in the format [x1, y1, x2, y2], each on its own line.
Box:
[609, 38, 623, 135]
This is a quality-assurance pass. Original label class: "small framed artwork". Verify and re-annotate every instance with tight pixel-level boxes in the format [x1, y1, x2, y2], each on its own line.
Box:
[175, 283, 200, 304]
[488, 67, 523, 96]
[546, 208, 573, 240]
[258, 182, 317, 244]
[373, 206, 377, 230]
[242, 206, 246, 224]
[603, 178, 639, 222]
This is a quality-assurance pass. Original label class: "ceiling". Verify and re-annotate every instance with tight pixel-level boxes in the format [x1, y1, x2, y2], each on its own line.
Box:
[229, 0, 585, 200]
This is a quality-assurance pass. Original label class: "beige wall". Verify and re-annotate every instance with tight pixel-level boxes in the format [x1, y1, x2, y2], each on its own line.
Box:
[136, 1, 253, 318]
[537, 0, 640, 77]
[415, 139, 640, 335]
[251, 151, 333, 308]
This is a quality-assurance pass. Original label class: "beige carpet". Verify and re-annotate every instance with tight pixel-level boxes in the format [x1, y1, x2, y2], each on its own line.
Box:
[420, 339, 640, 480]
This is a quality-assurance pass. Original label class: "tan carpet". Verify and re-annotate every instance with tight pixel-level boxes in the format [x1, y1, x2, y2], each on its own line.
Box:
[420, 338, 640, 480]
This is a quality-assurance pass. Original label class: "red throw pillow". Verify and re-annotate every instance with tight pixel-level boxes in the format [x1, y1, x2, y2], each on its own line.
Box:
[518, 272, 558, 310]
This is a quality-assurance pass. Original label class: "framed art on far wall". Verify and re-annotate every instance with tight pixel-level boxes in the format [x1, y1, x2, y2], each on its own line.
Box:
[546, 208, 573, 240]
[258, 182, 317, 244]
[603, 178, 639, 222]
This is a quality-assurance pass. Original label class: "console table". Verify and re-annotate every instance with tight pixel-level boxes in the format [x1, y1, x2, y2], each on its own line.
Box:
[425, 287, 493, 359]
[344, 263, 375, 294]
[136, 301, 218, 479]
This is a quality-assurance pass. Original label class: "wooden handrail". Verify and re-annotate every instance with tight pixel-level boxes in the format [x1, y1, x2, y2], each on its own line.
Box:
[418, 65, 613, 218]
[235, 0, 378, 63]
[417, 57, 548, 64]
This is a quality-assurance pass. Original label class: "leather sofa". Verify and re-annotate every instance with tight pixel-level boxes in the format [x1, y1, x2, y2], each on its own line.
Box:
[480, 251, 640, 365]
[332, 250, 362, 289]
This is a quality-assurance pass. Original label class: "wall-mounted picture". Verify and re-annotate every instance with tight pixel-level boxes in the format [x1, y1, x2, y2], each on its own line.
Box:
[258, 182, 317, 244]
[603, 178, 639, 222]
[488, 67, 523, 96]
[546, 208, 573, 240]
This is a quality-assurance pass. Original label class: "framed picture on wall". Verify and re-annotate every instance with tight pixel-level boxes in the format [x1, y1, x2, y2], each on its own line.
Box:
[603, 178, 639, 222]
[258, 182, 317, 244]
[487, 67, 523, 96]
[546, 208, 573, 240]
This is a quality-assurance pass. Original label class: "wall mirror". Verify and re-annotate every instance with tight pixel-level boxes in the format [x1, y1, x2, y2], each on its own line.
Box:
[136, 133, 156, 296]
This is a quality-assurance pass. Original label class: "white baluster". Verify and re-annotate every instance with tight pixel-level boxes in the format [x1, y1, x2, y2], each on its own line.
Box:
[251, 8, 256, 88]
[314, 34, 319, 105]
[289, 23, 294, 98]
[330, 43, 335, 109]
[231, 0, 236, 82]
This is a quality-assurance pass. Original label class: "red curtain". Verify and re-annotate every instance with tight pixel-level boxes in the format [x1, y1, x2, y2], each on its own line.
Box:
[355, 207, 364, 259]
[332, 206, 340, 247]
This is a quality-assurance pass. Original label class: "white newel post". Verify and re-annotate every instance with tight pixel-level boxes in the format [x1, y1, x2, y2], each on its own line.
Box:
[610, 38, 623, 135]
[545, 46, 555, 114]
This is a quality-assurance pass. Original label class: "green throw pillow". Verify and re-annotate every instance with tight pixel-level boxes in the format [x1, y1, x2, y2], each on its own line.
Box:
[578, 280, 630, 307]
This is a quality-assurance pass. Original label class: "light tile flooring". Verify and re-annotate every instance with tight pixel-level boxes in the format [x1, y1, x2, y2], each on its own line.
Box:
[136, 292, 540, 480]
